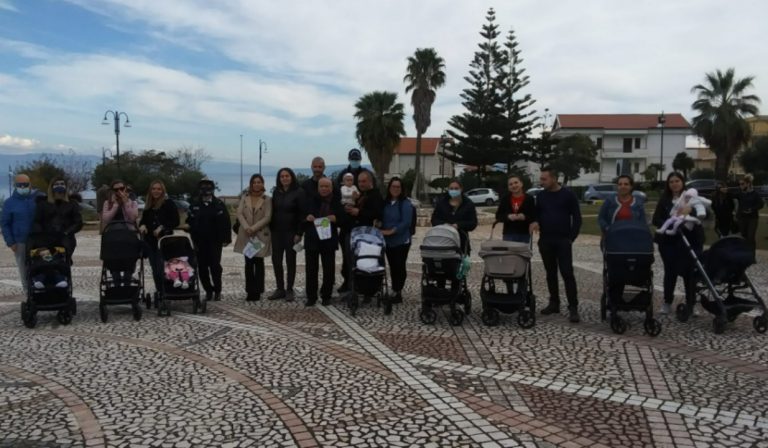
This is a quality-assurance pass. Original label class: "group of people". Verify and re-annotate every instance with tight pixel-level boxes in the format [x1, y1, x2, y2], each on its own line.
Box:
[3, 152, 764, 322]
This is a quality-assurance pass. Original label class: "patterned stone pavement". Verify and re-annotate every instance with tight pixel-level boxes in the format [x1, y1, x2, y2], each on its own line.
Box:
[1, 227, 767, 447]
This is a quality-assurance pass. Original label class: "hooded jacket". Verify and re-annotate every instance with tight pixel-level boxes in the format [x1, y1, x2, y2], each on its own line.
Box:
[1, 189, 39, 247]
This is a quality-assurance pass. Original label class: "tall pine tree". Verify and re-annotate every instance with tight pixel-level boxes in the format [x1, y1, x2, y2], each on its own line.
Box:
[499, 29, 537, 172]
[445, 8, 508, 178]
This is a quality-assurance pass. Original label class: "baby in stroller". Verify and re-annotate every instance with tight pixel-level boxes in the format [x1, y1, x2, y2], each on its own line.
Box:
[656, 188, 710, 235]
[164, 256, 195, 289]
[346, 226, 389, 315]
[29, 245, 68, 289]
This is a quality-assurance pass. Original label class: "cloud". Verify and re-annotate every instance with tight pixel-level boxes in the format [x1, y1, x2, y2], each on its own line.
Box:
[0, 0, 16, 12]
[0, 38, 50, 59]
[0, 134, 40, 150]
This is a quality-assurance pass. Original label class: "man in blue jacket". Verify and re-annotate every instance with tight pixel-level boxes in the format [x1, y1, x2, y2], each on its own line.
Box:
[1, 174, 38, 292]
[530, 167, 582, 323]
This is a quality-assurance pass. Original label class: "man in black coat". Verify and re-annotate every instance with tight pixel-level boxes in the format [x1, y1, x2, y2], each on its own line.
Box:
[335, 149, 368, 189]
[186, 179, 232, 301]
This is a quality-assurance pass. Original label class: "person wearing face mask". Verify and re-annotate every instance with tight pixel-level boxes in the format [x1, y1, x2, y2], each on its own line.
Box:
[431, 179, 478, 252]
[186, 179, 232, 302]
[335, 149, 366, 190]
[1, 173, 40, 293]
[32, 177, 83, 260]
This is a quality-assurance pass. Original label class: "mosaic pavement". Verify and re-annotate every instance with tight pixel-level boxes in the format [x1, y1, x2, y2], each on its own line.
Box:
[1, 227, 767, 447]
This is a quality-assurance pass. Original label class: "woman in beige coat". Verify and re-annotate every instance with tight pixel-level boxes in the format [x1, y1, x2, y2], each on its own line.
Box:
[234, 174, 272, 301]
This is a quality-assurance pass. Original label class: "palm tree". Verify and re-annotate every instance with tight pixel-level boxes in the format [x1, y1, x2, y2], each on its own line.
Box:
[404, 48, 446, 199]
[354, 91, 406, 184]
[691, 68, 761, 180]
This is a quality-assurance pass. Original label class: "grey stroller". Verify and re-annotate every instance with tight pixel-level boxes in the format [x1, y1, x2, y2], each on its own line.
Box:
[419, 225, 472, 326]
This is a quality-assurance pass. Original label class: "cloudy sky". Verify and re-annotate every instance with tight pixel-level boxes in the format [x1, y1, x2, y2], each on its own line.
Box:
[0, 0, 766, 166]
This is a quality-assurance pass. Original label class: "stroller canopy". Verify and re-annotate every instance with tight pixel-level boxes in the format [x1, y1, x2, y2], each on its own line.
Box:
[421, 225, 462, 260]
[350, 226, 385, 247]
[704, 236, 755, 277]
[159, 235, 196, 260]
[604, 221, 654, 255]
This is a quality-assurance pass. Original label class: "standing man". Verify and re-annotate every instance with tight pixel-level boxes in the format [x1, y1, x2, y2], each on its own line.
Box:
[186, 179, 232, 302]
[1, 173, 38, 293]
[335, 149, 367, 189]
[529, 167, 582, 323]
[301, 157, 328, 199]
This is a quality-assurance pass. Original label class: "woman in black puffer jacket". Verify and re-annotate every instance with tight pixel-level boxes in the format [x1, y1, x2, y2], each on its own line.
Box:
[268, 168, 306, 301]
[32, 177, 83, 259]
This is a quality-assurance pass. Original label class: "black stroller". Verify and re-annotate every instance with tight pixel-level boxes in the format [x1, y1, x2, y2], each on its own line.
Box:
[601, 221, 661, 336]
[20, 233, 76, 328]
[677, 230, 767, 334]
[155, 235, 205, 316]
[419, 224, 472, 326]
[99, 221, 145, 323]
[478, 224, 535, 328]
[346, 226, 390, 316]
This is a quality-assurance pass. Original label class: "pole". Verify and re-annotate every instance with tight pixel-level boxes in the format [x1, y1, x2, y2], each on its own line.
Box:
[113, 111, 121, 168]
[7, 165, 11, 196]
[258, 140, 264, 175]
[240, 134, 244, 193]
[658, 111, 665, 181]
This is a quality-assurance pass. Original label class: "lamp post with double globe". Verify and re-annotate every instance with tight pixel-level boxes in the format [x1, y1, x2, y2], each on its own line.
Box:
[658, 111, 666, 181]
[101, 110, 131, 168]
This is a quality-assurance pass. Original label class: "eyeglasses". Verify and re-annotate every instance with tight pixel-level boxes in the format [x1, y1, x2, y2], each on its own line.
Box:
[113, 186, 126, 192]
[15, 182, 30, 188]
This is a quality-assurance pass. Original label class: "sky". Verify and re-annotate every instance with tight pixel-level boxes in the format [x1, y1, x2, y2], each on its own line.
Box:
[0, 0, 766, 167]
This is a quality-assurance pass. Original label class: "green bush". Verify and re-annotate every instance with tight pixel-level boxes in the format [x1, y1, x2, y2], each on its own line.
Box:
[690, 168, 715, 180]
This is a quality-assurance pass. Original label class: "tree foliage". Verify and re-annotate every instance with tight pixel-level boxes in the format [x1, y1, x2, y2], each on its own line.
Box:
[643, 163, 665, 182]
[15, 150, 93, 193]
[15, 156, 65, 192]
[689, 168, 715, 180]
[672, 151, 695, 177]
[690, 68, 761, 180]
[354, 91, 406, 183]
[91, 148, 208, 198]
[739, 136, 768, 184]
[548, 134, 599, 185]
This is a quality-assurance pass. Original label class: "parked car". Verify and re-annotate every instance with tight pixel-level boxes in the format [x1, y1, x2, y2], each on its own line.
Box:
[465, 188, 499, 206]
[173, 199, 190, 212]
[136, 197, 145, 211]
[526, 187, 543, 198]
[583, 184, 647, 202]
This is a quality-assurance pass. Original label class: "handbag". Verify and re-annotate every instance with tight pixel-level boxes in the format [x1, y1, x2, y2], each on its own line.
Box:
[232, 221, 240, 234]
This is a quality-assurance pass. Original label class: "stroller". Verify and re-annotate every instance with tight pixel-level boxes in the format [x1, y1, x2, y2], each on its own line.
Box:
[676, 227, 767, 334]
[20, 233, 76, 328]
[601, 221, 661, 336]
[98, 221, 145, 323]
[419, 225, 472, 326]
[346, 226, 390, 316]
[478, 225, 535, 328]
[155, 235, 205, 316]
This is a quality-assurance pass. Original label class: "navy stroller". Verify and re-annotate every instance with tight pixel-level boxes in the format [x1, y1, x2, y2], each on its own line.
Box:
[601, 221, 661, 336]
[20, 233, 76, 328]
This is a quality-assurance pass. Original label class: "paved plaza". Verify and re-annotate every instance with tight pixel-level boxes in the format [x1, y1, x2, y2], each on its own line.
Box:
[1, 227, 767, 447]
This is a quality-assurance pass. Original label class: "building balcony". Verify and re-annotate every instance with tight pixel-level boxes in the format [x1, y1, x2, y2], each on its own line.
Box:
[600, 149, 649, 159]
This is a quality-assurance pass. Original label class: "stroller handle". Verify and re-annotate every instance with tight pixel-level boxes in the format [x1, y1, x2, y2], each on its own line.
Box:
[102, 219, 139, 233]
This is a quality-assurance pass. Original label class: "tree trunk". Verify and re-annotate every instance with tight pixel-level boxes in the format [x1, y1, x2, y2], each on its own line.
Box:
[413, 131, 423, 200]
[714, 152, 731, 181]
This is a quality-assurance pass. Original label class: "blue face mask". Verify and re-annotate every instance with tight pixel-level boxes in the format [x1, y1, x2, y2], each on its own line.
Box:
[16, 187, 30, 196]
[349, 161, 361, 169]
[52, 185, 66, 194]
[448, 189, 461, 198]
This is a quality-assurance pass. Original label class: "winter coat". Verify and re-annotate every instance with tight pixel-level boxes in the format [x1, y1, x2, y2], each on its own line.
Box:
[234, 193, 272, 257]
[302, 193, 346, 252]
[100, 200, 139, 232]
[344, 188, 384, 229]
[32, 197, 83, 254]
[597, 194, 647, 232]
[735, 189, 764, 219]
[270, 186, 305, 235]
[186, 197, 232, 247]
[431, 194, 478, 252]
[382, 198, 413, 247]
[495, 193, 536, 237]
[652, 194, 705, 246]
[1, 189, 39, 247]
[139, 199, 179, 248]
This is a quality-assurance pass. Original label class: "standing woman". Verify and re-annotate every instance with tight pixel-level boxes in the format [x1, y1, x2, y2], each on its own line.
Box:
[735, 174, 763, 254]
[711, 181, 736, 238]
[495, 175, 535, 243]
[269, 168, 305, 301]
[431, 179, 478, 252]
[186, 179, 232, 302]
[597, 175, 646, 233]
[32, 177, 83, 260]
[139, 180, 179, 294]
[652, 172, 705, 316]
[234, 174, 272, 302]
[381, 177, 413, 304]
[101, 180, 139, 228]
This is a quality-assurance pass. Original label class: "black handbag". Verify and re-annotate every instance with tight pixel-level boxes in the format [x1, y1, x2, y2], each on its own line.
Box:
[232, 220, 240, 234]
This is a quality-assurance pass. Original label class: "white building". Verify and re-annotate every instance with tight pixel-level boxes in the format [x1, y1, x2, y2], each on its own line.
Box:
[387, 137, 455, 191]
[549, 114, 692, 185]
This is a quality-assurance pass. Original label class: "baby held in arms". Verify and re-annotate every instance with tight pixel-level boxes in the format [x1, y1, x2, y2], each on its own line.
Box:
[657, 188, 710, 235]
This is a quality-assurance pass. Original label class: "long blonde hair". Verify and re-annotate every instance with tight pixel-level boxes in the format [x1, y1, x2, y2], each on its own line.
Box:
[145, 180, 167, 210]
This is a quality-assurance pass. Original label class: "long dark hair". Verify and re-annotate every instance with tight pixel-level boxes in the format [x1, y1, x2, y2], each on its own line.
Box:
[249, 174, 266, 194]
[275, 168, 298, 191]
[385, 177, 407, 202]
[663, 171, 686, 199]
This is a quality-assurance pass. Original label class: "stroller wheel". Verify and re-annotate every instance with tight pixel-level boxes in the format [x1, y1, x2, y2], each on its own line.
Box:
[383, 298, 393, 316]
[449, 309, 464, 326]
[675, 303, 689, 323]
[610, 316, 628, 334]
[348, 294, 359, 317]
[99, 304, 108, 323]
[200, 296, 207, 314]
[462, 290, 472, 315]
[713, 317, 727, 335]
[69, 297, 77, 316]
[481, 308, 500, 326]
[419, 308, 437, 325]
[644, 318, 662, 337]
[56, 310, 72, 325]
[192, 298, 200, 315]
[517, 309, 535, 329]
[21, 302, 37, 329]
[132, 303, 142, 321]
[753, 316, 767, 334]
[144, 293, 152, 310]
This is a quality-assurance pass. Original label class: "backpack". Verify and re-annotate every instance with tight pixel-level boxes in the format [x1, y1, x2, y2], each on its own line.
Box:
[398, 198, 417, 236]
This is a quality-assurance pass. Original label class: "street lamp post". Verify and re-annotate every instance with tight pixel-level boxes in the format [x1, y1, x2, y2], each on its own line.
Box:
[240, 134, 244, 193]
[658, 111, 666, 181]
[258, 140, 268, 175]
[101, 147, 113, 166]
[7, 165, 12, 196]
[101, 110, 131, 168]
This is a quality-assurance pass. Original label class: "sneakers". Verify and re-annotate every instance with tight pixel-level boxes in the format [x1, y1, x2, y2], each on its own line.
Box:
[268, 289, 286, 300]
[33, 281, 44, 290]
[173, 279, 182, 288]
[540, 303, 560, 315]
[181, 281, 189, 290]
[659, 303, 671, 315]
[390, 292, 403, 304]
[569, 308, 580, 323]
[55, 280, 68, 289]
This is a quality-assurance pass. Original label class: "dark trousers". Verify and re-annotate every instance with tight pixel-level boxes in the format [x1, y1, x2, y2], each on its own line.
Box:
[305, 249, 335, 302]
[386, 244, 410, 292]
[197, 243, 223, 294]
[739, 216, 759, 254]
[538, 237, 578, 309]
[340, 229, 351, 285]
[658, 240, 696, 305]
[244, 256, 265, 295]
[145, 243, 164, 292]
[271, 231, 297, 291]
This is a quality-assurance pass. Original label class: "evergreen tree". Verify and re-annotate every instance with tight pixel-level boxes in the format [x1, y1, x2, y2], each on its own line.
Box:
[499, 28, 537, 171]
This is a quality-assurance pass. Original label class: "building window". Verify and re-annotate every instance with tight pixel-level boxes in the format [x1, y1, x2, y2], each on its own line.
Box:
[623, 138, 632, 153]
[596, 137, 603, 149]
[634, 138, 641, 149]
[634, 162, 640, 173]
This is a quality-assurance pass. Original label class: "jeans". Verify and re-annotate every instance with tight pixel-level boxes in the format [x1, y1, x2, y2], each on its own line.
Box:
[244, 256, 265, 295]
[305, 249, 335, 302]
[538, 237, 578, 309]
[503, 233, 531, 244]
[271, 231, 297, 291]
[14, 242, 27, 293]
[385, 244, 410, 293]
[197, 242, 223, 294]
